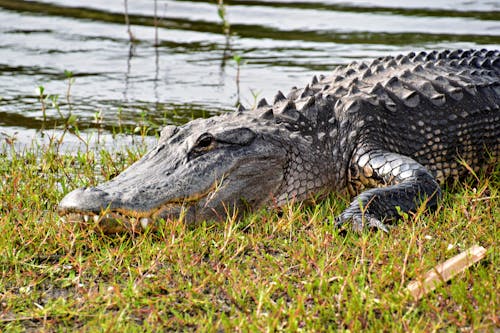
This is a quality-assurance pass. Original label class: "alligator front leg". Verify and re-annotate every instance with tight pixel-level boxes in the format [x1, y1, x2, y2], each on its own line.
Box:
[335, 149, 442, 232]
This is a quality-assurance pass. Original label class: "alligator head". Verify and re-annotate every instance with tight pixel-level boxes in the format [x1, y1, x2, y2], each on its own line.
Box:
[58, 106, 335, 232]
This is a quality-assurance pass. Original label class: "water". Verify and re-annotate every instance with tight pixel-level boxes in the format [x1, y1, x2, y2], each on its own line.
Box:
[0, 0, 498, 150]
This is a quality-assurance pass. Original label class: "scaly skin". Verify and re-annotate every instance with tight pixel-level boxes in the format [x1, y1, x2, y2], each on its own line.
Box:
[58, 49, 500, 233]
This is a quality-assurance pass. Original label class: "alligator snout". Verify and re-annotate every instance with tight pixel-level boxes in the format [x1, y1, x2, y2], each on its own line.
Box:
[58, 187, 112, 215]
[58, 186, 159, 232]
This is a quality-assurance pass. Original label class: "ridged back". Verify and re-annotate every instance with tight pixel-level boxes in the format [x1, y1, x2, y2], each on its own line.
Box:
[250, 49, 499, 181]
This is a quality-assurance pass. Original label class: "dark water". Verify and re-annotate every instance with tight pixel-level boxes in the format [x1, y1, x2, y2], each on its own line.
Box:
[0, 0, 499, 149]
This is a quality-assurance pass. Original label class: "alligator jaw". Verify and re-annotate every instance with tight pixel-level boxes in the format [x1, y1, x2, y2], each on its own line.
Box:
[60, 207, 183, 233]
[61, 212, 147, 234]
[58, 184, 219, 233]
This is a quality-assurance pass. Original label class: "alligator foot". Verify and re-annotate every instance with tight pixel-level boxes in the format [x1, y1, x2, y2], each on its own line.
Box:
[334, 212, 389, 233]
[333, 149, 442, 233]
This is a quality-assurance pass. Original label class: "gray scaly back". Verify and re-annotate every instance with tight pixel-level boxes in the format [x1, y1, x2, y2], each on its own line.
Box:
[248, 49, 499, 231]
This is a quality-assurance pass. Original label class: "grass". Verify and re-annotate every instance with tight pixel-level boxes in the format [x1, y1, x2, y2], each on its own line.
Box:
[0, 137, 498, 332]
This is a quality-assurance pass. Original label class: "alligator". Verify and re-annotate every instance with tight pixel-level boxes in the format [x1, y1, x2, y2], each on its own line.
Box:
[58, 49, 500, 233]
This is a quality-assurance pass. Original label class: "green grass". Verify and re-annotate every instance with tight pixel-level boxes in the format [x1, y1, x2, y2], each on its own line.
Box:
[0, 139, 498, 332]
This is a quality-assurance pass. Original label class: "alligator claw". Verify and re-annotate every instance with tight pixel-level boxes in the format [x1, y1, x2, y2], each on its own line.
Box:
[334, 213, 389, 233]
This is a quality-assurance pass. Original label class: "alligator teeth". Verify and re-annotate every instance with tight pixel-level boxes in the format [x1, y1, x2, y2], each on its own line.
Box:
[83, 215, 89, 222]
[140, 218, 150, 230]
[93, 215, 99, 223]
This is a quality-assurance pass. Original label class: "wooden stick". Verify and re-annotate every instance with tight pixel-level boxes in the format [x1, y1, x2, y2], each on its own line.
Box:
[407, 245, 487, 301]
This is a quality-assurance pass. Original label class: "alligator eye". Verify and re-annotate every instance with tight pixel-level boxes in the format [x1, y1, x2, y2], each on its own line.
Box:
[194, 133, 215, 150]
[188, 133, 216, 160]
